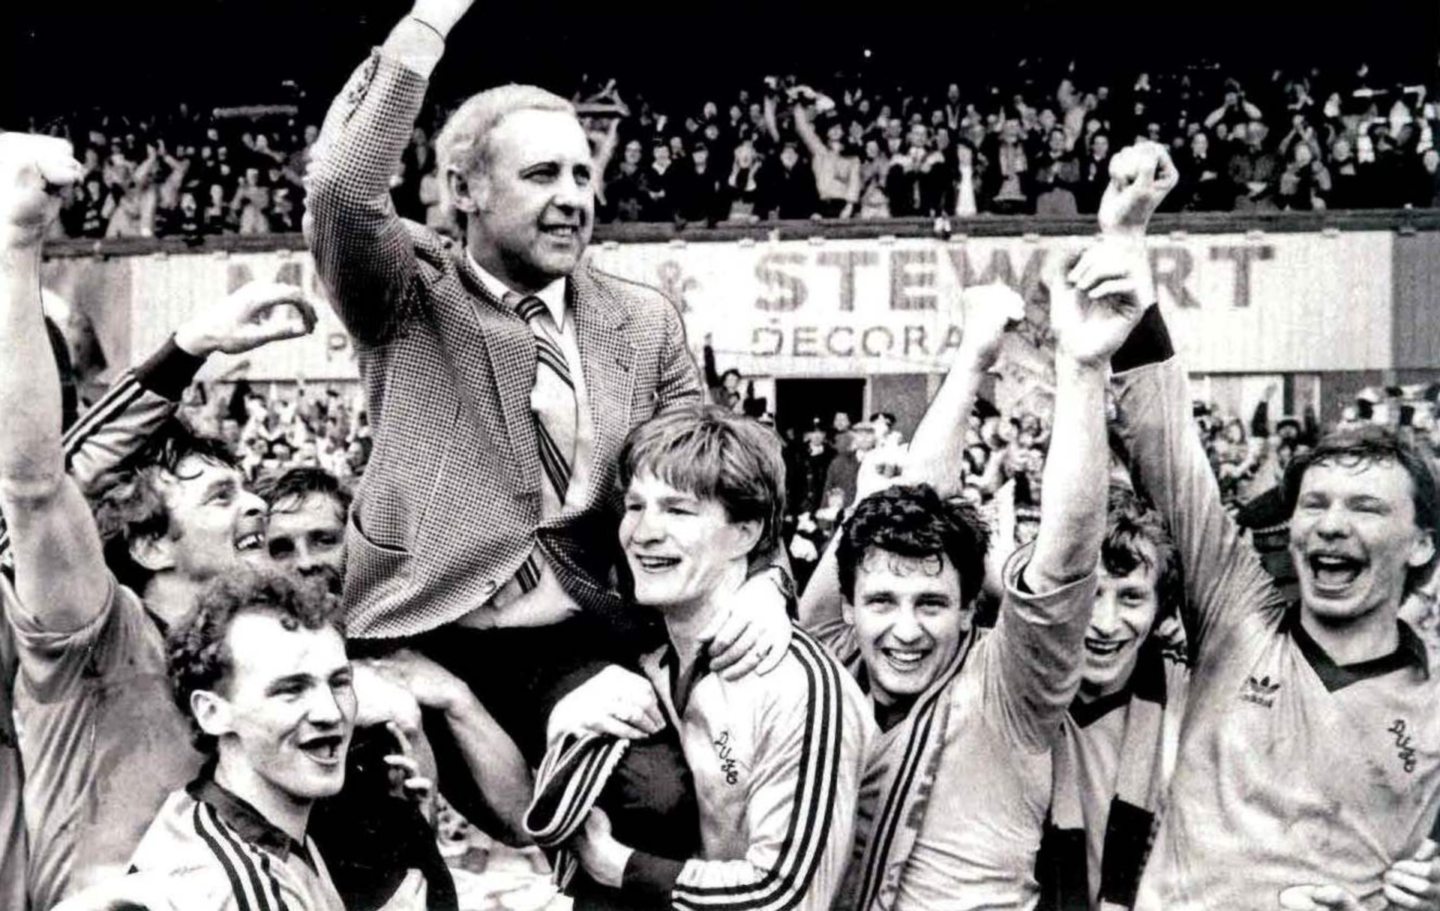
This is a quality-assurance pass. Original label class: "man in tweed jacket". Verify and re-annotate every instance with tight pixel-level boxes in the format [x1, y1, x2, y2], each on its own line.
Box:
[305, 0, 792, 796]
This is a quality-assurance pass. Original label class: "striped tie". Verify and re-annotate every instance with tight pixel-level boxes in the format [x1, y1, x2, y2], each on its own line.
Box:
[507, 292, 578, 592]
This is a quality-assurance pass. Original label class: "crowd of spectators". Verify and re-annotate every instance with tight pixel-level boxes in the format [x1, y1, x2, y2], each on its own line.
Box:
[40, 109, 317, 241]
[29, 56, 1440, 241]
[587, 61, 1440, 224]
[173, 377, 373, 485]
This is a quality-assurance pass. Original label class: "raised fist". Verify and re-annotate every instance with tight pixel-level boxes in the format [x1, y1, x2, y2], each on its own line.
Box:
[408, 0, 479, 36]
[957, 282, 1026, 373]
[1098, 140, 1178, 239]
[0, 133, 84, 247]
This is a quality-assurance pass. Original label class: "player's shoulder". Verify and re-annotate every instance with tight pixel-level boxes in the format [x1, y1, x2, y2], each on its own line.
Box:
[130, 790, 218, 874]
[739, 628, 867, 708]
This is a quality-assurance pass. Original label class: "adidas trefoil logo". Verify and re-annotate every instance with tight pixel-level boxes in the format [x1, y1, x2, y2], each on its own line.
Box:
[1240, 674, 1281, 708]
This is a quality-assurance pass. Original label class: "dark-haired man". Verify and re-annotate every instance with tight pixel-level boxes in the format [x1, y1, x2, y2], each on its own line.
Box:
[258, 466, 351, 595]
[1100, 141, 1440, 910]
[799, 222, 1154, 907]
[129, 570, 357, 909]
[256, 465, 536, 848]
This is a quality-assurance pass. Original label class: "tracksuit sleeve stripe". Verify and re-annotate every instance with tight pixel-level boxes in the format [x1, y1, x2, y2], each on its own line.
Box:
[526, 734, 631, 849]
[191, 802, 262, 911]
[670, 631, 844, 911]
[552, 741, 619, 839]
[58, 375, 146, 468]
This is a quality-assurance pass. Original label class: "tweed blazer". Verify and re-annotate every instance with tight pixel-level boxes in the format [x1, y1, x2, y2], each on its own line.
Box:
[308, 51, 703, 639]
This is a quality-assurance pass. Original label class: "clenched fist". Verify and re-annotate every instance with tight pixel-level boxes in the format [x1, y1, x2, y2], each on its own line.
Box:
[956, 282, 1027, 373]
[408, 0, 479, 36]
[1098, 140, 1178, 239]
[0, 134, 84, 248]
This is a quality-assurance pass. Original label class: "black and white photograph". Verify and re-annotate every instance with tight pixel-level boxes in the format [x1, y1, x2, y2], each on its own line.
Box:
[3, 2, 1440, 909]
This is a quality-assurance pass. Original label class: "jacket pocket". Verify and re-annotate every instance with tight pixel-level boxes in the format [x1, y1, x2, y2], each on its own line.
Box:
[347, 507, 412, 591]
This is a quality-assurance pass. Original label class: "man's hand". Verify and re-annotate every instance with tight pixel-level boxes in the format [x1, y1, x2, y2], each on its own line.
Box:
[173, 281, 317, 357]
[1384, 839, 1440, 911]
[1052, 241, 1153, 367]
[352, 660, 424, 736]
[0, 133, 84, 249]
[704, 568, 793, 680]
[956, 282, 1026, 373]
[852, 438, 912, 506]
[1097, 140, 1177, 238]
[573, 808, 632, 889]
[547, 665, 665, 743]
[384, 721, 438, 825]
[366, 649, 470, 717]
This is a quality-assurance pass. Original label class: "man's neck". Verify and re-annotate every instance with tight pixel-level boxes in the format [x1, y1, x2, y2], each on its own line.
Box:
[466, 237, 554, 297]
[1300, 601, 1402, 666]
[144, 574, 206, 630]
[215, 752, 312, 844]
[663, 564, 747, 667]
[872, 693, 916, 733]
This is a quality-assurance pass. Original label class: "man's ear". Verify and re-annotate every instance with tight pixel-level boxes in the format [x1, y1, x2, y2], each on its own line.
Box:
[447, 167, 487, 215]
[130, 534, 176, 574]
[191, 689, 233, 739]
[1407, 529, 1436, 571]
[730, 519, 764, 561]
[957, 601, 977, 635]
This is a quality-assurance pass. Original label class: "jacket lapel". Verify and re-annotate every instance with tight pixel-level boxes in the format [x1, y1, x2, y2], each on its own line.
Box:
[451, 249, 541, 500]
[571, 262, 634, 492]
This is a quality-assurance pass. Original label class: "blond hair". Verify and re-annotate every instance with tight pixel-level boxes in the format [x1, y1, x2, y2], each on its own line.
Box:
[434, 84, 576, 219]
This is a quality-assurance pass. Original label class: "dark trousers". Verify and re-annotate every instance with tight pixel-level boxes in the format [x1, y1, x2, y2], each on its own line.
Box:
[354, 615, 701, 901]
[313, 726, 459, 911]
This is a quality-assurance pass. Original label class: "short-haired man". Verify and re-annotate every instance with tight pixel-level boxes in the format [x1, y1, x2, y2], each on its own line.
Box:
[1039, 484, 1440, 911]
[1101, 142, 1440, 909]
[307, 0, 789, 788]
[0, 133, 320, 908]
[1037, 487, 1190, 911]
[531, 406, 873, 911]
[126, 570, 355, 909]
[257, 466, 351, 595]
[798, 231, 1149, 909]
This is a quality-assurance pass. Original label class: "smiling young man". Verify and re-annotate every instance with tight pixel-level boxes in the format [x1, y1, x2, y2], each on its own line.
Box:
[794, 225, 1155, 909]
[127, 571, 355, 910]
[541, 406, 873, 911]
[1100, 141, 1440, 909]
[1037, 487, 1190, 911]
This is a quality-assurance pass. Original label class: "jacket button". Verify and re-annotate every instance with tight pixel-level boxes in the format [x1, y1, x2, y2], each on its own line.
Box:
[480, 580, 497, 595]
